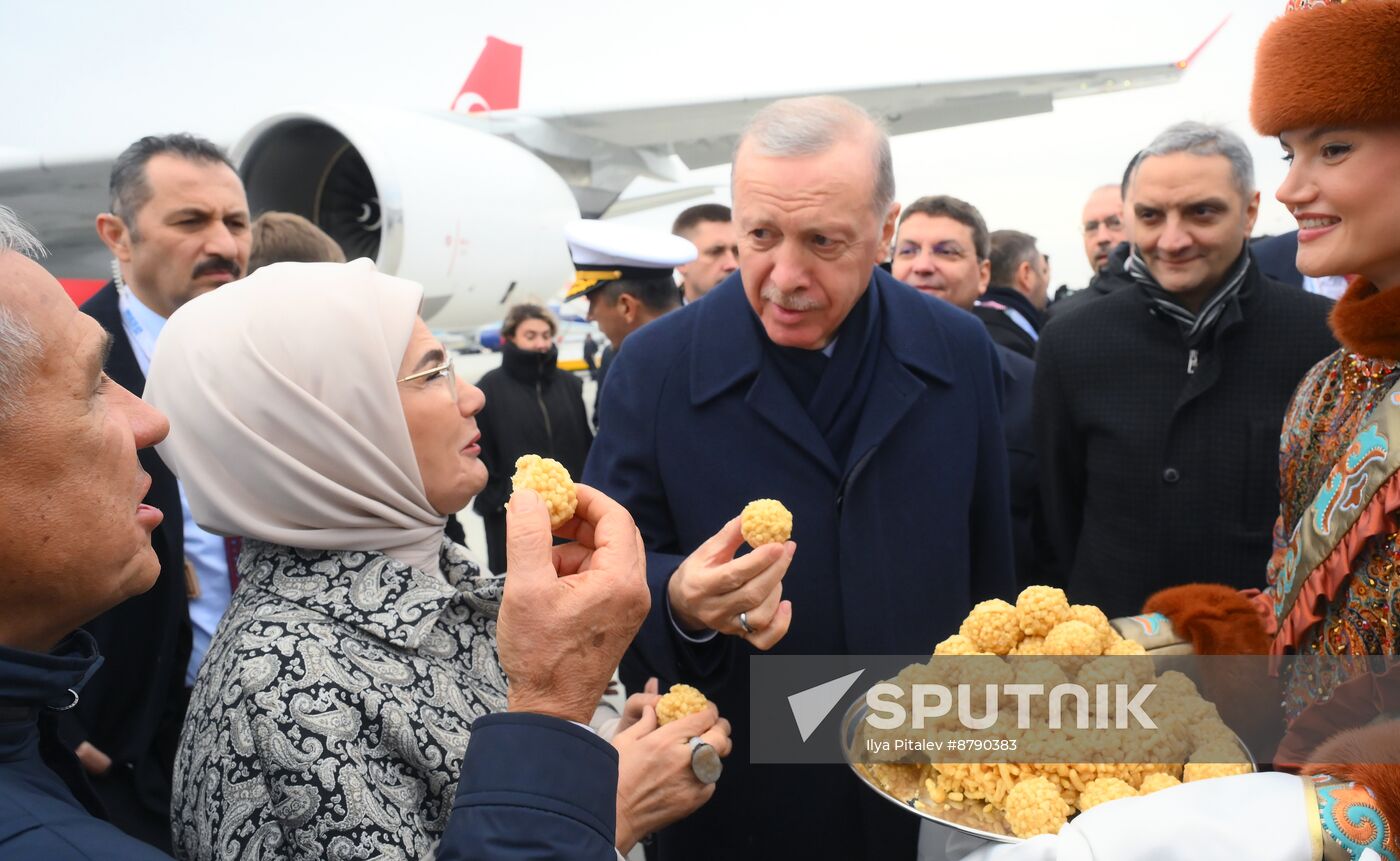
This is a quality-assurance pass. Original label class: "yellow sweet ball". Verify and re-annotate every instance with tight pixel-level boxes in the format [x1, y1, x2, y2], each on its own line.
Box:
[1076, 777, 1137, 812]
[740, 499, 793, 547]
[1138, 773, 1182, 795]
[960, 599, 1024, 655]
[1077, 655, 1151, 691]
[1017, 586, 1072, 637]
[1043, 620, 1105, 656]
[1003, 776, 1072, 839]
[656, 684, 710, 725]
[511, 455, 577, 530]
[1104, 638, 1148, 656]
[1183, 741, 1251, 782]
[934, 634, 982, 656]
[1069, 604, 1120, 650]
[1184, 761, 1252, 782]
[1011, 636, 1047, 656]
[1153, 670, 1200, 701]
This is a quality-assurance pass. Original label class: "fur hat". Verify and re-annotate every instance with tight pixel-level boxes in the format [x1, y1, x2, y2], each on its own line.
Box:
[1251, 0, 1400, 136]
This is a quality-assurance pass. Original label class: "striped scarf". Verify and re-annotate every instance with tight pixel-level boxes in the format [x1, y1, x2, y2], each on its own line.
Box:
[1126, 246, 1251, 347]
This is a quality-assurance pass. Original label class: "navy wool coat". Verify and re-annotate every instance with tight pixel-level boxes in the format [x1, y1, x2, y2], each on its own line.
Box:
[584, 268, 1016, 859]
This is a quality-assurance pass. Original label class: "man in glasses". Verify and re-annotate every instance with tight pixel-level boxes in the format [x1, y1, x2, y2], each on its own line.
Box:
[74, 133, 251, 851]
[1083, 183, 1128, 274]
[1051, 183, 1132, 315]
[889, 194, 990, 310]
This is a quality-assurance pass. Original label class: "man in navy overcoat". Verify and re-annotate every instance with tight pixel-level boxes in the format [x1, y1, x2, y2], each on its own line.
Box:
[584, 95, 1016, 859]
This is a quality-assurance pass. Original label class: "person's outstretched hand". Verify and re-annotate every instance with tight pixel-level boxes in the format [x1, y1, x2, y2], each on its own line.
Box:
[498, 484, 651, 724]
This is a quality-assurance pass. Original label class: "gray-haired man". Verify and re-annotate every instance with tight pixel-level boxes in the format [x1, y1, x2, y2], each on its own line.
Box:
[584, 95, 1015, 859]
[0, 204, 654, 861]
[1034, 121, 1337, 617]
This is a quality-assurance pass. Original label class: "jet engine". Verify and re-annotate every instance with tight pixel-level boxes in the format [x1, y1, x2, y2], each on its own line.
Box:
[234, 107, 580, 331]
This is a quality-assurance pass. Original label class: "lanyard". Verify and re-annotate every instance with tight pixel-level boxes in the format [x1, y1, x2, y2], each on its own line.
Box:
[116, 283, 160, 376]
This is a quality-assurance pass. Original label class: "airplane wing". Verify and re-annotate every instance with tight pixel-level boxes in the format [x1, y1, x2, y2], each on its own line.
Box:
[530, 61, 1189, 170]
[517, 19, 1226, 170]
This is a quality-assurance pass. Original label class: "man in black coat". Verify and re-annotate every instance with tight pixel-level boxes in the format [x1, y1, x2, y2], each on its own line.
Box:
[1035, 122, 1337, 617]
[586, 99, 1014, 860]
[975, 229, 1051, 359]
[1049, 183, 1131, 318]
[74, 134, 251, 849]
[473, 304, 592, 572]
[1251, 230, 1305, 289]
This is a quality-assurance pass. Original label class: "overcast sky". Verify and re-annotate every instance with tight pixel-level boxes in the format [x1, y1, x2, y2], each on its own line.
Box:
[3, 0, 1289, 289]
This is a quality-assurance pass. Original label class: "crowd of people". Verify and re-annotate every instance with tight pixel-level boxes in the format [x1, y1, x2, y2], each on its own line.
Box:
[1, 0, 1399, 859]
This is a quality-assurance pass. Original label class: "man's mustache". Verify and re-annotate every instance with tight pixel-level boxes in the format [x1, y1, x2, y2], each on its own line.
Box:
[760, 284, 822, 311]
[192, 256, 241, 279]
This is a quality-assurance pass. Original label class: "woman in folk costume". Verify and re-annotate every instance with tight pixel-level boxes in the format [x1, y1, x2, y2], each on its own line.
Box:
[952, 2, 1400, 858]
[144, 260, 729, 860]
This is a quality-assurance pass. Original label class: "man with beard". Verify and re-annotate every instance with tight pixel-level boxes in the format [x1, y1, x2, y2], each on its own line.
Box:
[74, 133, 251, 850]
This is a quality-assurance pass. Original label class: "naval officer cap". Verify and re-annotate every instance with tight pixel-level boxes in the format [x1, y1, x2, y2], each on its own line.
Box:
[564, 218, 697, 301]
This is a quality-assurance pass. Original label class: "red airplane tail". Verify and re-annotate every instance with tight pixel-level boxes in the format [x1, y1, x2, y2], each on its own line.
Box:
[451, 36, 522, 113]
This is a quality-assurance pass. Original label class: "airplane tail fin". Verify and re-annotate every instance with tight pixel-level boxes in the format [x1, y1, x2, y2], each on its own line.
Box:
[451, 36, 522, 113]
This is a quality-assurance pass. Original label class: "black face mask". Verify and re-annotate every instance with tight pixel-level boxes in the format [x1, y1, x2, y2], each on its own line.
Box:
[502, 339, 559, 380]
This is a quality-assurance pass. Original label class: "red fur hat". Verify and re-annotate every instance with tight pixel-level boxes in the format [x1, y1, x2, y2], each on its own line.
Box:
[1251, 0, 1400, 136]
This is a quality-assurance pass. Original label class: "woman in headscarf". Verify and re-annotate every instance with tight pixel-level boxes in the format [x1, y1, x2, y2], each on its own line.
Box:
[147, 259, 729, 860]
[948, 2, 1400, 858]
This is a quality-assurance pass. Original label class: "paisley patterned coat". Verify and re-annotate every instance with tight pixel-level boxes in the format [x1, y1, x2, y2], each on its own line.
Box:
[1267, 348, 1400, 719]
[171, 538, 508, 860]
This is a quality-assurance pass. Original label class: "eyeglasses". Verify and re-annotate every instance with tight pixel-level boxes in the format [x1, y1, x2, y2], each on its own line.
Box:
[397, 356, 458, 402]
[1083, 215, 1124, 235]
[895, 242, 969, 262]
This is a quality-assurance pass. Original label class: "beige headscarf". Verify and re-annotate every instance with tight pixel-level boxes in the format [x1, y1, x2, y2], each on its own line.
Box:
[145, 258, 447, 579]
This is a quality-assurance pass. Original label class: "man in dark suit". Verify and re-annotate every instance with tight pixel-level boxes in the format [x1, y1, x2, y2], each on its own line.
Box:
[1035, 122, 1337, 617]
[978, 229, 1050, 359]
[1250, 230, 1304, 289]
[1049, 183, 1132, 317]
[73, 134, 250, 849]
[584, 96, 1015, 859]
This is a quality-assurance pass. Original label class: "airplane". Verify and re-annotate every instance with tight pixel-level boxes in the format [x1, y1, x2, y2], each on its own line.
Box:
[2, 19, 1224, 329]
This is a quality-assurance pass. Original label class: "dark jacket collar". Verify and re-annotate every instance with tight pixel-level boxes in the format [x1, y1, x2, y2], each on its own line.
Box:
[500, 342, 560, 385]
[0, 632, 103, 723]
[980, 285, 1044, 331]
[691, 268, 956, 405]
[1087, 242, 1133, 295]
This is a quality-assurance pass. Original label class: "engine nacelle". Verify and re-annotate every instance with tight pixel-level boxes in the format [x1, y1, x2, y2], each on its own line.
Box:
[233, 107, 580, 331]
